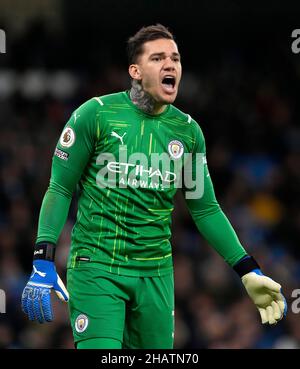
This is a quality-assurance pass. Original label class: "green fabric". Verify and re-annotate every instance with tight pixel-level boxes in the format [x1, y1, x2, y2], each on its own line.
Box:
[77, 337, 122, 349]
[68, 267, 174, 348]
[37, 90, 247, 276]
[36, 182, 72, 245]
[183, 129, 247, 266]
[190, 209, 247, 266]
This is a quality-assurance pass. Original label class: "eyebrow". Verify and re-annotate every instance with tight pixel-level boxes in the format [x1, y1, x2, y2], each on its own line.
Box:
[149, 52, 181, 58]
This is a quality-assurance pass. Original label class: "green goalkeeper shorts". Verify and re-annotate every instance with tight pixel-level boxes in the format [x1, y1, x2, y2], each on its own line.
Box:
[67, 267, 174, 349]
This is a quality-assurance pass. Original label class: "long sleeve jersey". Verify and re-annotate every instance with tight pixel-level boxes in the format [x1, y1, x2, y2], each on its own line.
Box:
[36, 91, 247, 276]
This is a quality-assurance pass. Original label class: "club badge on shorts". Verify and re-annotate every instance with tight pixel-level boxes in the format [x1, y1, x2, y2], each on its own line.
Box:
[75, 314, 89, 333]
[168, 140, 184, 159]
[60, 127, 75, 148]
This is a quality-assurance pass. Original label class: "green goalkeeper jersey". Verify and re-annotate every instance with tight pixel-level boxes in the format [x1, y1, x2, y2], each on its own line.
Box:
[36, 91, 247, 276]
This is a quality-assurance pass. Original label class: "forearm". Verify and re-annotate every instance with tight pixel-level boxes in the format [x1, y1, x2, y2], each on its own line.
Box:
[184, 158, 247, 265]
[36, 181, 73, 244]
[192, 207, 247, 266]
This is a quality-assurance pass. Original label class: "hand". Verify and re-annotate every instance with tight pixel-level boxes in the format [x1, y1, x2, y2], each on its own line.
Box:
[242, 269, 287, 325]
[21, 259, 69, 323]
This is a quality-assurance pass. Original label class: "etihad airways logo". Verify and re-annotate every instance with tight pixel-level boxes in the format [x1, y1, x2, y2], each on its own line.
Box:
[107, 162, 176, 183]
[95, 148, 206, 199]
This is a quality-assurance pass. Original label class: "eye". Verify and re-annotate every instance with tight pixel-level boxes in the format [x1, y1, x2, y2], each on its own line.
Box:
[152, 56, 162, 62]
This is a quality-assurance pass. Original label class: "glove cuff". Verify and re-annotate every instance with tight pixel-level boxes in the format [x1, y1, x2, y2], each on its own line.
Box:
[233, 255, 260, 277]
[33, 243, 56, 261]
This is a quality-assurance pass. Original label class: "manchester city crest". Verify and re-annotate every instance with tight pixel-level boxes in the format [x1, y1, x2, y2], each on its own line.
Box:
[75, 314, 89, 333]
[168, 140, 184, 159]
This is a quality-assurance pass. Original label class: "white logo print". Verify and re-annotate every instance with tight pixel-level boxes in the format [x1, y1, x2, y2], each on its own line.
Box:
[31, 265, 46, 278]
[75, 314, 89, 333]
[111, 131, 126, 145]
[73, 112, 80, 124]
[168, 140, 184, 159]
[59, 127, 75, 148]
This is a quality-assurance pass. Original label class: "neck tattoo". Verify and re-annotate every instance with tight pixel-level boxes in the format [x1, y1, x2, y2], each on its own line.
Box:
[129, 80, 156, 114]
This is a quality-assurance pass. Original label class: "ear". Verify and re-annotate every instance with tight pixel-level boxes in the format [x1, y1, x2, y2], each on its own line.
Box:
[128, 64, 142, 80]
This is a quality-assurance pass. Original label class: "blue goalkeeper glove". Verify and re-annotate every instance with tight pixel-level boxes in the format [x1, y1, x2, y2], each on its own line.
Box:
[234, 256, 287, 325]
[21, 244, 69, 323]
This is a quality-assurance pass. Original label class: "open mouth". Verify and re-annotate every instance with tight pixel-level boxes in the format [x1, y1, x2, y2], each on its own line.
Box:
[161, 76, 176, 92]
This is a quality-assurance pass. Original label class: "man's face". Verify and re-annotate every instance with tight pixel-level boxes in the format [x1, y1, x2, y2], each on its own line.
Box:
[131, 38, 182, 105]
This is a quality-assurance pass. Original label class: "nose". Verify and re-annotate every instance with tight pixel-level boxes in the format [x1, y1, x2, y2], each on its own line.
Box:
[163, 56, 176, 71]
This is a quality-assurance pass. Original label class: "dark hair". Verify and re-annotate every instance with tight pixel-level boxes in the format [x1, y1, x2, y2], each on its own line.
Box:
[127, 24, 175, 64]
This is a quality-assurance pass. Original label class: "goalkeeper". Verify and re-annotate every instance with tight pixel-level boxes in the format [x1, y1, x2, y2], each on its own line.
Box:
[21, 24, 287, 349]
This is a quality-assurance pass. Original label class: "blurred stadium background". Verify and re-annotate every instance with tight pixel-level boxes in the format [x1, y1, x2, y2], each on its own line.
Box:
[1, 0, 300, 349]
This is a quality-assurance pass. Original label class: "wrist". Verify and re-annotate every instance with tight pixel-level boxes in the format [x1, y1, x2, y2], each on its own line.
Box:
[33, 259, 54, 268]
[33, 243, 56, 262]
[251, 268, 263, 276]
[233, 255, 261, 278]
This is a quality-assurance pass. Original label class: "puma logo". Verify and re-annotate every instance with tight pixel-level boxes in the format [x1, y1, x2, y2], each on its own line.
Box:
[31, 265, 46, 279]
[111, 131, 126, 145]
